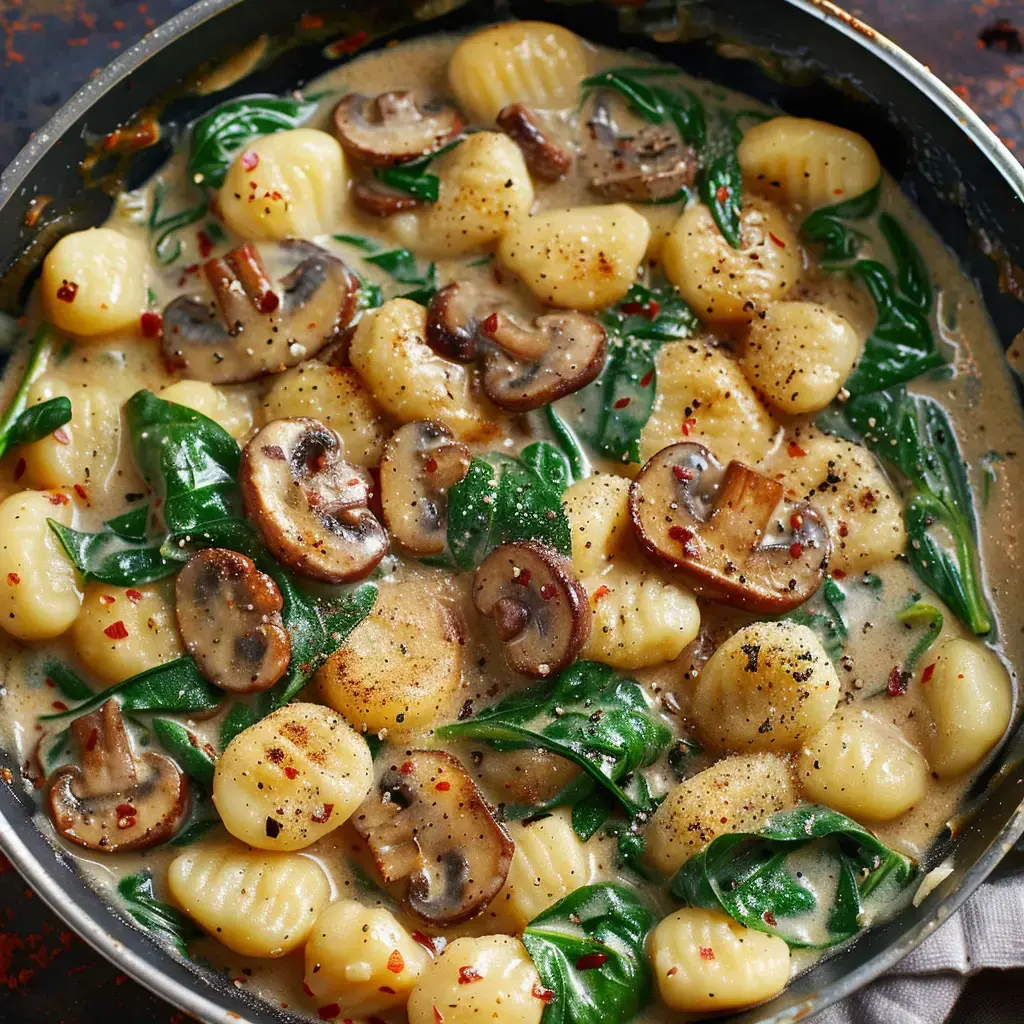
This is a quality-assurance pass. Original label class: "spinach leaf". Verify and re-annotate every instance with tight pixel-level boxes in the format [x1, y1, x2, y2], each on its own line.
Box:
[672, 804, 916, 949]
[0, 327, 52, 461]
[829, 388, 991, 634]
[443, 452, 571, 570]
[699, 108, 743, 248]
[149, 183, 208, 265]
[898, 599, 943, 677]
[785, 575, 848, 662]
[118, 871, 201, 956]
[373, 139, 462, 203]
[41, 660, 92, 700]
[543, 406, 590, 482]
[189, 96, 316, 189]
[151, 718, 216, 787]
[575, 279, 699, 463]
[439, 661, 671, 819]
[800, 180, 882, 263]
[843, 214, 943, 396]
[5, 397, 72, 447]
[520, 440, 574, 492]
[220, 702, 256, 749]
[169, 819, 221, 847]
[39, 728, 72, 774]
[332, 235, 439, 304]
[522, 883, 655, 1024]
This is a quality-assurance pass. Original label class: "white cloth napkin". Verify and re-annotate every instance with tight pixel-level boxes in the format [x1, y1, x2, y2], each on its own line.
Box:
[810, 871, 1024, 1024]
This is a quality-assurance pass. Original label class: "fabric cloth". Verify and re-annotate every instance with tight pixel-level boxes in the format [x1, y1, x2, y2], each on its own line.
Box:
[811, 871, 1024, 1024]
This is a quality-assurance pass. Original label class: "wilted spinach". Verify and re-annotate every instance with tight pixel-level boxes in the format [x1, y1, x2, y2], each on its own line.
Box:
[149, 184, 208, 265]
[151, 718, 217, 787]
[219, 702, 256, 749]
[543, 406, 590, 482]
[800, 180, 882, 263]
[332, 234, 439, 304]
[672, 804, 916, 948]
[0, 328, 65, 461]
[373, 138, 462, 203]
[699, 107, 743, 247]
[118, 871, 201, 956]
[786, 575, 848, 662]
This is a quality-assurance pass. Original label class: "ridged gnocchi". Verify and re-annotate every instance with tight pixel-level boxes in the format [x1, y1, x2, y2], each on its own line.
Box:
[349, 299, 493, 440]
[662, 197, 802, 324]
[391, 133, 533, 258]
[649, 907, 791, 1013]
[741, 301, 860, 414]
[71, 582, 182, 684]
[496, 809, 596, 928]
[738, 116, 881, 211]
[260, 361, 390, 466]
[303, 900, 429, 1016]
[690, 622, 839, 753]
[923, 638, 1012, 778]
[41, 228, 147, 337]
[0, 489, 82, 641]
[769, 432, 906, 573]
[638, 342, 777, 466]
[213, 702, 373, 850]
[218, 128, 347, 241]
[167, 842, 330, 957]
[448, 22, 589, 123]
[317, 581, 463, 736]
[407, 935, 544, 1024]
[798, 709, 928, 821]
[646, 754, 797, 875]
[159, 380, 253, 441]
[498, 205, 650, 311]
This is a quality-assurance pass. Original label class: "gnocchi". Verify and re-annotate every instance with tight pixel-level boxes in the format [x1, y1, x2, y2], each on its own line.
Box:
[218, 128, 348, 241]
[40, 228, 147, 337]
[798, 709, 928, 821]
[498, 205, 650, 310]
[168, 842, 330, 957]
[303, 900, 429, 1016]
[159, 380, 254, 440]
[923, 638, 1012, 778]
[690, 621, 840, 753]
[649, 907, 791, 1013]
[662, 197, 802, 324]
[213, 702, 373, 850]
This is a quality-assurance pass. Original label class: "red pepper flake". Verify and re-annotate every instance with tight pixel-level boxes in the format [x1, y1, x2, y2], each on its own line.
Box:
[831, 568, 847, 579]
[197, 230, 215, 258]
[51, 700, 69, 712]
[838, 521, 850, 538]
[539, 583, 557, 601]
[699, 946, 715, 961]
[575, 952, 609, 971]
[763, 910, 778, 927]
[787, 440, 807, 458]
[645, 300, 660, 320]
[53, 426, 72, 445]
[259, 291, 281, 314]
[126, 589, 143, 603]
[325, 29, 369, 57]
[400, 760, 415, 775]
[411, 931, 438, 955]
[672, 465, 694, 482]
[768, 232, 787, 249]
[300, 12, 325, 28]
[789, 542, 804, 559]
[613, 397, 631, 409]
[790, 513, 804, 531]
[532, 983, 556, 1003]
[310, 803, 334, 825]
[317, 1005, 341, 1021]
[922, 662, 936, 684]
[593, 585, 610, 602]
[386, 950, 405, 974]
[104, 620, 129, 640]
[74, 483, 88, 500]
[620, 302, 643, 316]
[13, 457, 25, 480]
[302, 982, 315, 998]
[241, 151, 260, 172]
[668, 525, 694, 544]
[887, 666, 908, 697]
[640, 370, 655, 388]
[424, 457, 438, 474]
[98, 594, 116, 606]
[715, 185, 729, 204]
[514, 568, 532, 587]
[457, 966, 483, 984]
[115, 803, 137, 817]
[666, 967, 678, 977]
[681, 416, 697, 436]
[435, 781, 451, 792]
[56, 280, 79, 303]
[48, 492, 70, 505]
[283, 766, 298, 780]
[140, 311, 163, 338]
[481, 312, 499, 335]
[432, 1007, 444, 1024]
[6, 573, 19, 586]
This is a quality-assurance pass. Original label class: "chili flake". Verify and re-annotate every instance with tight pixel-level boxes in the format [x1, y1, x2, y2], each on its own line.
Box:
[55, 280, 79, 303]
[613, 397, 631, 409]
[457, 966, 482, 984]
[103, 620, 129, 640]
[575, 952, 609, 971]
[887, 666, 909, 696]
[699, 946, 715, 961]
[6, 573, 19, 586]
[140, 311, 163, 338]
[387, 950, 405, 974]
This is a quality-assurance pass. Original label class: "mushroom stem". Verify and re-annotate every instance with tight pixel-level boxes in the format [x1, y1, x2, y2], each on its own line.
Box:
[710, 462, 784, 553]
[480, 312, 550, 361]
[73, 701, 137, 798]
[206, 243, 279, 329]
[496, 104, 572, 182]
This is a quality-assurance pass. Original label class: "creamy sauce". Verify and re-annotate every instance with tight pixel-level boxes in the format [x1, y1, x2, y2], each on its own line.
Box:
[0, 26, 1022, 1024]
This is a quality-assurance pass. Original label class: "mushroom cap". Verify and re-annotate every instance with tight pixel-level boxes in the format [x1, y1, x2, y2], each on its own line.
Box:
[425, 282, 482, 363]
[379, 421, 472, 555]
[481, 311, 607, 412]
[496, 103, 572, 183]
[240, 417, 388, 583]
[175, 548, 291, 693]
[162, 240, 359, 384]
[332, 91, 464, 167]
[473, 541, 591, 677]
[352, 749, 513, 925]
[351, 179, 423, 217]
[629, 441, 831, 613]
[47, 700, 190, 853]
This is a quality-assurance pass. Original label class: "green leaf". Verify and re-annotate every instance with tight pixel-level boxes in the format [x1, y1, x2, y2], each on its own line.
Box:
[439, 661, 671, 819]
[520, 441, 574, 492]
[522, 883, 655, 1024]
[543, 406, 590, 482]
[897, 600, 943, 677]
[372, 140, 462, 203]
[800, 181, 881, 263]
[149, 184, 208, 265]
[220, 702, 256, 749]
[188, 96, 316, 189]
[699, 109, 743, 248]
[152, 718, 216, 786]
[332, 233, 381, 253]
[118, 871, 201, 956]
[39, 728, 72, 774]
[169, 819, 221, 847]
[41, 660, 92, 700]
[580, 67, 703, 145]
[6, 396, 72, 447]
[672, 804, 916, 948]
[0, 327, 52, 462]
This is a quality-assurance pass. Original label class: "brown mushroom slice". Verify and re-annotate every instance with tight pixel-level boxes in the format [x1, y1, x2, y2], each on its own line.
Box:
[162, 240, 359, 384]
[333, 91, 464, 167]
[379, 421, 472, 555]
[629, 441, 831, 613]
[480, 310, 607, 411]
[351, 179, 423, 217]
[496, 103, 572, 182]
[47, 700, 189, 853]
[352, 749, 513, 925]
[583, 95, 699, 202]
[175, 548, 291, 693]
[473, 541, 590, 677]
[425, 282, 484, 362]
[240, 417, 388, 583]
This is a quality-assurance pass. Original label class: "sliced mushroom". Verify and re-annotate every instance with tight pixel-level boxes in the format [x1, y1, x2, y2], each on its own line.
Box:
[352, 749, 513, 925]
[425, 282, 485, 362]
[480, 310, 607, 411]
[496, 104, 572, 182]
[333, 91, 464, 167]
[583, 95, 699, 202]
[240, 417, 388, 583]
[473, 541, 590, 677]
[162, 240, 359, 384]
[351, 179, 423, 217]
[175, 548, 290, 693]
[47, 700, 189, 853]
[379, 421, 472, 555]
[629, 441, 831, 613]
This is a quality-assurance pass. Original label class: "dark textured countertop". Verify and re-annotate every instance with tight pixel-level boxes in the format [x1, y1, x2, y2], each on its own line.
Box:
[0, 1, 1021, 1021]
